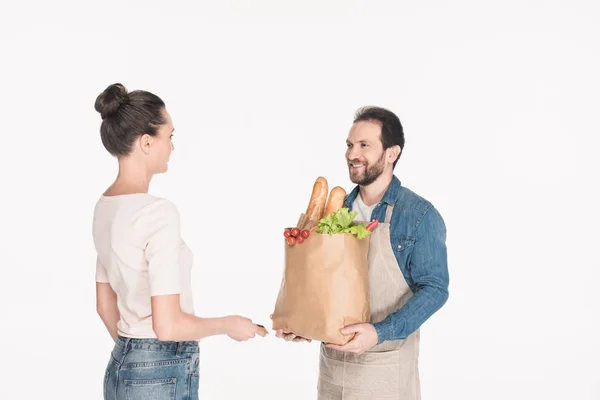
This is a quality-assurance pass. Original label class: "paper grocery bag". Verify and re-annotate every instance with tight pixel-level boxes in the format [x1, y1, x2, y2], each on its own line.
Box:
[271, 229, 371, 345]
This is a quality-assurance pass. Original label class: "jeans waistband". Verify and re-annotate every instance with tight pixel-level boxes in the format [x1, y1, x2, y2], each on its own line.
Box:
[114, 335, 199, 354]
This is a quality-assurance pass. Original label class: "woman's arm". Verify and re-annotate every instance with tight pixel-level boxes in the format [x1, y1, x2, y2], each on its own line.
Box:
[96, 282, 120, 342]
[151, 294, 265, 342]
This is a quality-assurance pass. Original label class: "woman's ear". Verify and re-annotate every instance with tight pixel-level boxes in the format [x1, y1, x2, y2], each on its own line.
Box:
[138, 134, 153, 155]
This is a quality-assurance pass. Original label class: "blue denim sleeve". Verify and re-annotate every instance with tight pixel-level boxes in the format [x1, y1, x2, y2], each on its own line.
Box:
[373, 206, 449, 343]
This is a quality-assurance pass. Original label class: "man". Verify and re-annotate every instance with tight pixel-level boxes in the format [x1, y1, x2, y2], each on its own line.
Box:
[275, 106, 449, 399]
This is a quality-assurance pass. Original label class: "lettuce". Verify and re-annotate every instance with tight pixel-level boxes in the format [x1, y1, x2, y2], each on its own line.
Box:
[316, 208, 372, 239]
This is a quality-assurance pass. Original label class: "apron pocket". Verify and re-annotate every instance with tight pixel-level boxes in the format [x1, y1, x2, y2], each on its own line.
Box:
[319, 346, 401, 394]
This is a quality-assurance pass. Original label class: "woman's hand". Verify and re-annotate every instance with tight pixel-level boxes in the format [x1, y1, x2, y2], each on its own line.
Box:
[225, 316, 268, 342]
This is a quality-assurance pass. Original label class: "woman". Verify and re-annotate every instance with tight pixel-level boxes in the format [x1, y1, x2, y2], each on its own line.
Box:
[93, 83, 266, 400]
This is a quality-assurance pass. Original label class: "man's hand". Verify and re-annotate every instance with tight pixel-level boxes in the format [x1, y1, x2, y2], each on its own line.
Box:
[326, 323, 378, 354]
[275, 330, 312, 343]
[270, 314, 312, 343]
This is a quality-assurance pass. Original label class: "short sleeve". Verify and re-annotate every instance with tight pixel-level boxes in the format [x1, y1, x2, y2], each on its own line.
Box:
[143, 200, 183, 296]
[95, 256, 109, 283]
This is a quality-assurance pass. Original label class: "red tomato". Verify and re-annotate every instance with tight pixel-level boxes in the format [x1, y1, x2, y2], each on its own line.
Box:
[366, 219, 379, 231]
[290, 227, 300, 237]
[287, 237, 297, 246]
[301, 230, 310, 238]
[284, 230, 291, 238]
[297, 236, 305, 244]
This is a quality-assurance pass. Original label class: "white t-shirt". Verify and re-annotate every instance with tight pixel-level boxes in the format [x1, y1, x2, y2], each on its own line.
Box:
[93, 193, 194, 339]
[352, 194, 378, 223]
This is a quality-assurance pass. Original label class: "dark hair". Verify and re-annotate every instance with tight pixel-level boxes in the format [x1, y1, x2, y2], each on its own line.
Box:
[353, 106, 405, 168]
[94, 83, 166, 157]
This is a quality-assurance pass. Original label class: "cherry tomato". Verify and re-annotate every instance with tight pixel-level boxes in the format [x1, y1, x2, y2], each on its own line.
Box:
[290, 227, 300, 237]
[284, 230, 291, 238]
[287, 237, 297, 246]
[301, 229, 310, 238]
[297, 236, 305, 244]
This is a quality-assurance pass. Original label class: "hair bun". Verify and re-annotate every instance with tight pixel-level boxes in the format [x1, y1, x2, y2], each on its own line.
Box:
[95, 83, 129, 119]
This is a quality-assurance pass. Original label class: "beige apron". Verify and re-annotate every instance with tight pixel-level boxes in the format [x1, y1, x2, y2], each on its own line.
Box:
[317, 204, 421, 399]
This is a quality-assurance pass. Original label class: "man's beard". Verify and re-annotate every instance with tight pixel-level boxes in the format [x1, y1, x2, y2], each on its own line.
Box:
[348, 151, 386, 186]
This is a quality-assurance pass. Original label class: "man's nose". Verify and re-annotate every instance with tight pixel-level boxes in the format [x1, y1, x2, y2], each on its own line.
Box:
[347, 147, 360, 160]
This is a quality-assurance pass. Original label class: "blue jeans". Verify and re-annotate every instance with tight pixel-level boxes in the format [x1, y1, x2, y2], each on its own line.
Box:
[104, 336, 200, 400]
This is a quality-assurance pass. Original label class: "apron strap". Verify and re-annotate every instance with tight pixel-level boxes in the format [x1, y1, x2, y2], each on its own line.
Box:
[384, 204, 394, 223]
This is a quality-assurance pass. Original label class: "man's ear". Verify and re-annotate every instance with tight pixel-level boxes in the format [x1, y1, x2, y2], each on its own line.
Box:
[387, 145, 401, 163]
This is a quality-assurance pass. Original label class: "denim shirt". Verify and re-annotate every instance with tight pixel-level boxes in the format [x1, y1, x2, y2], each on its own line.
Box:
[344, 176, 449, 343]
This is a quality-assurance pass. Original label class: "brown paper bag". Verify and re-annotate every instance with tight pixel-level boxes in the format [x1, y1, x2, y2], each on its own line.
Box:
[271, 217, 371, 345]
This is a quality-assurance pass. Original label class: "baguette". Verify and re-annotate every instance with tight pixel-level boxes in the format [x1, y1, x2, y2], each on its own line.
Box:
[305, 177, 329, 222]
[324, 186, 346, 217]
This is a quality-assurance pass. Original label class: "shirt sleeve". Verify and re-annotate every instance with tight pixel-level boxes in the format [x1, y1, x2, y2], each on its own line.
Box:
[143, 199, 183, 296]
[373, 205, 450, 343]
[95, 256, 109, 283]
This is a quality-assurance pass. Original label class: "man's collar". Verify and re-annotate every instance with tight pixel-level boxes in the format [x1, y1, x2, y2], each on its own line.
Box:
[344, 175, 401, 207]
[381, 175, 401, 205]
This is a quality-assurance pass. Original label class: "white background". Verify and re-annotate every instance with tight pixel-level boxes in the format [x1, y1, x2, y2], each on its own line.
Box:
[1, 1, 599, 399]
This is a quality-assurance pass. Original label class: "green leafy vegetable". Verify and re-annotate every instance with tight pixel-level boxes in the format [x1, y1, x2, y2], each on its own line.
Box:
[316, 208, 372, 239]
